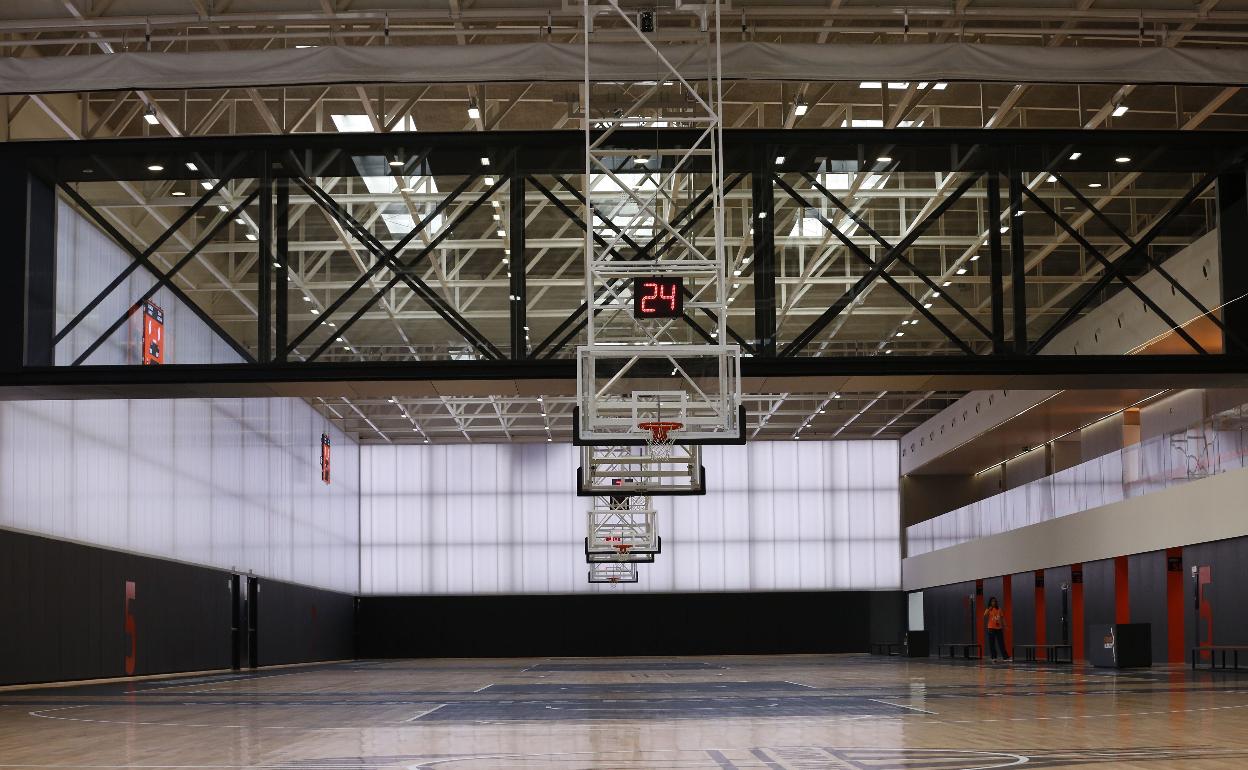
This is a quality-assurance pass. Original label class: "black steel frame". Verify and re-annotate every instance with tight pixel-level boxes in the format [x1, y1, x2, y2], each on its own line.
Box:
[9, 128, 1248, 384]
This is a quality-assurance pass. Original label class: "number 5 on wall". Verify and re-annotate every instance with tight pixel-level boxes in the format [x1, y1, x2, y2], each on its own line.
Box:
[124, 581, 137, 676]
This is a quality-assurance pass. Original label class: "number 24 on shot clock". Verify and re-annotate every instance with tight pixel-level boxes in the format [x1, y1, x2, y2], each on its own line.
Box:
[632, 276, 683, 319]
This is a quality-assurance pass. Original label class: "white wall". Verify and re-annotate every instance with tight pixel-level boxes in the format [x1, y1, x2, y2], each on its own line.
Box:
[0, 398, 360, 593]
[903, 461, 1248, 591]
[360, 440, 900, 595]
[55, 197, 245, 366]
[21, 198, 362, 593]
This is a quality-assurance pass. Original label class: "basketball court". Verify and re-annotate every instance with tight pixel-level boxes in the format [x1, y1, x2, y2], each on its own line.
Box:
[4, 1, 1248, 768]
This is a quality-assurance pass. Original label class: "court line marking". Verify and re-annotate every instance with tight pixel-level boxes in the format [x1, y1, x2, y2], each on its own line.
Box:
[867, 698, 936, 715]
[402, 704, 447, 722]
[472, 685, 491, 693]
[781, 681, 814, 689]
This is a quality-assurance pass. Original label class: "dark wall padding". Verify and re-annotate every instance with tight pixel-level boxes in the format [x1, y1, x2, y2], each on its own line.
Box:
[0, 527, 357, 686]
[256, 579, 355, 667]
[1185, 537, 1248, 649]
[1081, 559, 1116, 659]
[1128, 550, 1169, 662]
[922, 581, 978, 646]
[0, 527, 231, 686]
[358, 591, 905, 658]
[1010, 572, 1035, 646]
[920, 539, 1248, 663]
[1044, 565, 1073, 646]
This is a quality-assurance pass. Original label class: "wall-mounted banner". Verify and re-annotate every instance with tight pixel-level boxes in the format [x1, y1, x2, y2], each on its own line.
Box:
[320, 433, 331, 485]
[141, 301, 164, 365]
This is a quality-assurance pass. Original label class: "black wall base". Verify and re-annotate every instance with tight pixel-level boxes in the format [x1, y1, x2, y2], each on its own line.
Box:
[0, 527, 355, 687]
[357, 590, 905, 658]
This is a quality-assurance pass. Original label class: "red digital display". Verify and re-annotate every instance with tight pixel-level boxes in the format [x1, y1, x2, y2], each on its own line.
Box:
[633, 277, 683, 319]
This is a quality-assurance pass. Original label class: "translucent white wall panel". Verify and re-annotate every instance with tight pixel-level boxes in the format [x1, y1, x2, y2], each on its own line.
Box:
[0, 398, 359, 593]
[360, 440, 900, 595]
[55, 199, 243, 366]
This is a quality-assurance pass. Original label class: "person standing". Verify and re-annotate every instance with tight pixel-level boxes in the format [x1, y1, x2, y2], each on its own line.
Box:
[984, 597, 1009, 662]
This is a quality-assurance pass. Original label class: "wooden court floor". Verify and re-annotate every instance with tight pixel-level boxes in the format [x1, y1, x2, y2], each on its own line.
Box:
[3, 655, 1248, 769]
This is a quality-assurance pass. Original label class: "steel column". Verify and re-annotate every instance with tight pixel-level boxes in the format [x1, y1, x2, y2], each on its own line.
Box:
[987, 173, 1006, 354]
[509, 168, 527, 359]
[257, 157, 273, 362]
[0, 161, 56, 367]
[1009, 172, 1027, 353]
[752, 165, 777, 357]
[1219, 169, 1248, 357]
[274, 176, 289, 363]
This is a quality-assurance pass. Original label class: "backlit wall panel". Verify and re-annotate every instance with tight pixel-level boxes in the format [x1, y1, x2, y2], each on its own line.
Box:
[0, 398, 359, 594]
[55, 198, 243, 366]
[360, 440, 899, 595]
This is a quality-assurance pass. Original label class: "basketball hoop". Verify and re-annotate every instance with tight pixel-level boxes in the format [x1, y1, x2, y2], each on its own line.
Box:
[638, 420, 682, 460]
[614, 543, 633, 561]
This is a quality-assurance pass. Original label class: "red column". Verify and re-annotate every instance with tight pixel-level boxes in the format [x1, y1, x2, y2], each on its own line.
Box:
[1115, 555, 1130, 624]
[1166, 548, 1185, 663]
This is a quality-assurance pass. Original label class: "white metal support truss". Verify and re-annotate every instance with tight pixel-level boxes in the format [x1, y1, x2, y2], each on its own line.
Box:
[586, 493, 660, 556]
[580, 444, 703, 495]
[576, 0, 741, 444]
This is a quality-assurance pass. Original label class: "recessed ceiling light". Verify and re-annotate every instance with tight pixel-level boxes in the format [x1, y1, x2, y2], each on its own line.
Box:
[794, 102, 808, 116]
[1069, 152, 1082, 160]
[877, 156, 893, 162]
[895, 331, 905, 337]
[302, 296, 311, 302]
[1115, 156, 1131, 163]
[970, 254, 980, 261]
[480, 157, 490, 166]
[244, 232, 257, 241]
[147, 164, 164, 172]
[467, 105, 481, 120]
[1047, 175, 1058, 183]
[235, 217, 246, 224]
[1014, 209, 1025, 217]
[185, 162, 198, 171]
[484, 176, 495, 185]
[201, 179, 215, 190]
[389, 159, 404, 168]
[218, 204, 229, 213]
[310, 309, 319, 315]
[634, 157, 650, 165]
[1112, 104, 1129, 117]
[143, 110, 160, 126]
[999, 226, 1009, 233]
[955, 268, 967, 275]
[942, 281, 952, 287]
[171, 190, 186, 196]
[775, 155, 786, 164]
[1088, 182, 1103, 188]
[923, 302, 933, 309]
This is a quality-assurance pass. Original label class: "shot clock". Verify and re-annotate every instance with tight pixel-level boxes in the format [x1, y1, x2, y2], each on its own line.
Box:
[632, 276, 684, 319]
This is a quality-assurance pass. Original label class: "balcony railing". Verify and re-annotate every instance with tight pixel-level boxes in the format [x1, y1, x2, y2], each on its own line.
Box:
[906, 405, 1248, 557]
